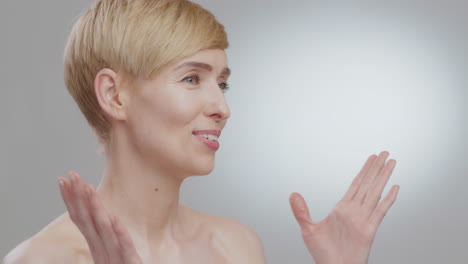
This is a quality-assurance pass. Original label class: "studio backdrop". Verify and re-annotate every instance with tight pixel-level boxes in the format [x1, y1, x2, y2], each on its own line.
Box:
[1, 0, 467, 263]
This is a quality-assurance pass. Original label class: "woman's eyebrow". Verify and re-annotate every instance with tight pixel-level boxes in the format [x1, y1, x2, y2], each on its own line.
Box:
[174, 61, 231, 77]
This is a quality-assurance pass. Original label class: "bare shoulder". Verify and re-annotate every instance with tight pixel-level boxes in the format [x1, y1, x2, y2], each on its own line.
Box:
[210, 215, 267, 263]
[180, 205, 266, 263]
[3, 213, 92, 264]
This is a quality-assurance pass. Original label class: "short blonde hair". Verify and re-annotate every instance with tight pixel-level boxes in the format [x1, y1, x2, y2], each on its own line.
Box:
[64, 0, 229, 146]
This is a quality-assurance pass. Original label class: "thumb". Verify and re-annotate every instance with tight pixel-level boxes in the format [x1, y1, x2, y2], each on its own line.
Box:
[289, 192, 315, 230]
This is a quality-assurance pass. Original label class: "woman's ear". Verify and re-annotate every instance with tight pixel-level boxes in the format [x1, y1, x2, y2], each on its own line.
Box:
[94, 68, 128, 121]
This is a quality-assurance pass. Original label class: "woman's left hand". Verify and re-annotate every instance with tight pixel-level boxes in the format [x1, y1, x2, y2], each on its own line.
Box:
[289, 151, 400, 264]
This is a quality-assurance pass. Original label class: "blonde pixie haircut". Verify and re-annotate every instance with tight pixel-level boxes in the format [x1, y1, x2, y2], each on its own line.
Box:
[64, 0, 229, 147]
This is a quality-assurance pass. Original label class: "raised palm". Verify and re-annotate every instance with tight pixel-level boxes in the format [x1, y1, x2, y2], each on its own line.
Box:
[58, 172, 143, 264]
[290, 151, 399, 264]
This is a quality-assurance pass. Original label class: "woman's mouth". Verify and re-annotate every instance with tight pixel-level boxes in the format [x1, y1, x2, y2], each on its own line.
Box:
[193, 134, 220, 150]
[192, 131, 221, 151]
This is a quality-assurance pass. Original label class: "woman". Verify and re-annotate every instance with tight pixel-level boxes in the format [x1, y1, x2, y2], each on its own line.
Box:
[3, 0, 399, 263]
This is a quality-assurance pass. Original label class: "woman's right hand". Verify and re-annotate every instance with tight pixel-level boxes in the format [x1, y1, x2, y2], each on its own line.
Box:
[58, 171, 143, 264]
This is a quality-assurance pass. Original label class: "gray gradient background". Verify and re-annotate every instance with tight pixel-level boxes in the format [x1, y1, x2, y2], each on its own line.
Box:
[1, 0, 467, 263]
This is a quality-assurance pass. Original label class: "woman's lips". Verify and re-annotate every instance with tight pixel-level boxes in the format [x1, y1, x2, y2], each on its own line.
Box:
[192, 130, 221, 137]
[194, 135, 220, 150]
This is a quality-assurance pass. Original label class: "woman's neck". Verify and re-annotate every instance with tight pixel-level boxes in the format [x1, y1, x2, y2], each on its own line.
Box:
[96, 134, 191, 251]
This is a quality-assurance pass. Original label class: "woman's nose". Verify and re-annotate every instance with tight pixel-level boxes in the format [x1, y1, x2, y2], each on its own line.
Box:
[206, 83, 231, 121]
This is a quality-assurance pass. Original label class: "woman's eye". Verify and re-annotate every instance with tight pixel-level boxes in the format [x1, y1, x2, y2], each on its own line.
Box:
[182, 75, 229, 93]
[182, 75, 200, 85]
[219, 82, 230, 93]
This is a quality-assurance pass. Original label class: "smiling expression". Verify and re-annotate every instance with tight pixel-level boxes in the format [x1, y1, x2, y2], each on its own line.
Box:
[123, 48, 231, 177]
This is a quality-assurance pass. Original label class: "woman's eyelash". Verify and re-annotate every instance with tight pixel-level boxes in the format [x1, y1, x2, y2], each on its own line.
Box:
[219, 82, 230, 93]
[182, 75, 200, 85]
[182, 74, 230, 93]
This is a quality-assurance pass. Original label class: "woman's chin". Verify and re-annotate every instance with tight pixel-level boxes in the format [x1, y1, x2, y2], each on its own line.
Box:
[188, 158, 215, 176]
[194, 164, 215, 176]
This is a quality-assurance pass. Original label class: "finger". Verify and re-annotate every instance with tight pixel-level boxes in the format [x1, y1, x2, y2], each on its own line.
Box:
[289, 192, 315, 232]
[58, 177, 81, 227]
[58, 177, 82, 229]
[341, 154, 378, 202]
[86, 184, 122, 263]
[59, 173, 94, 235]
[369, 185, 399, 229]
[59, 175, 106, 263]
[69, 171, 93, 233]
[111, 214, 142, 263]
[69, 172, 108, 263]
[69, 172, 102, 238]
[362, 159, 397, 213]
[353, 151, 389, 204]
[58, 177, 73, 212]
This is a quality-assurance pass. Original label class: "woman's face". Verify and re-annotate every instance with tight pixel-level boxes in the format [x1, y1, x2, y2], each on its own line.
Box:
[123, 48, 231, 177]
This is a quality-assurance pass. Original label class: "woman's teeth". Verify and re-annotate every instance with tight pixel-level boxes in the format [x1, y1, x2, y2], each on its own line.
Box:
[200, 134, 218, 141]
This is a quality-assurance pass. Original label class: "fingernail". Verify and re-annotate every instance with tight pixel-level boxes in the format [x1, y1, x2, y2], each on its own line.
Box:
[58, 178, 64, 187]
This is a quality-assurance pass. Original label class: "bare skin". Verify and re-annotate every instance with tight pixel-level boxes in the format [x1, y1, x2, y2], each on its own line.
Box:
[3, 47, 400, 264]
[4, 151, 399, 264]
[4, 200, 264, 264]
[289, 151, 399, 264]
[3, 49, 266, 264]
